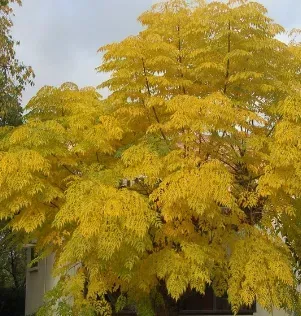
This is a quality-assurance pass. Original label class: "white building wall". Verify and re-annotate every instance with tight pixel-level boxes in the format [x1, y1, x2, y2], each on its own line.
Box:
[255, 305, 288, 316]
[25, 251, 57, 316]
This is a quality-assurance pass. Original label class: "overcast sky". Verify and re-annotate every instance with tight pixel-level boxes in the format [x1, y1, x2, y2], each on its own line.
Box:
[11, 0, 301, 106]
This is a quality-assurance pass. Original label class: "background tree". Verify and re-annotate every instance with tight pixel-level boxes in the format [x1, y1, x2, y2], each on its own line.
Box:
[0, 0, 34, 126]
[0, 221, 26, 289]
[0, 0, 300, 315]
[0, 221, 26, 315]
[0, 1, 34, 314]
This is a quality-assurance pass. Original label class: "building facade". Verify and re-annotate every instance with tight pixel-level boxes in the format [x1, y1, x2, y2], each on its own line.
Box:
[25, 251, 57, 315]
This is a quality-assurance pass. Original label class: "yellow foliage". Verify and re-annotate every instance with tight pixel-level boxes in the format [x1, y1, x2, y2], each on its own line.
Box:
[1, 1, 301, 315]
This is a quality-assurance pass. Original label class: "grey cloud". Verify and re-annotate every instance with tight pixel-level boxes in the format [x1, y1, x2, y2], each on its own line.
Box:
[261, 0, 301, 28]
[10, 0, 301, 106]
[11, 0, 153, 104]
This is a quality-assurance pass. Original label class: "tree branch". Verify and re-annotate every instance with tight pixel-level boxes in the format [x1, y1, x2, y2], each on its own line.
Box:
[141, 58, 167, 141]
[223, 20, 231, 94]
[177, 24, 186, 95]
[51, 154, 77, 175]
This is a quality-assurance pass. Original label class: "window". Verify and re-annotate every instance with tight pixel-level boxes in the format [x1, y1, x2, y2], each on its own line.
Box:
[117, 288, 256, 315]
[178, 288, 256, 315]
[28, 247, 38, 272]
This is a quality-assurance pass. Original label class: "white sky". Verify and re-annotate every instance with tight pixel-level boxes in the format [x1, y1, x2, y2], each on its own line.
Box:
[11, 0, 301, 106]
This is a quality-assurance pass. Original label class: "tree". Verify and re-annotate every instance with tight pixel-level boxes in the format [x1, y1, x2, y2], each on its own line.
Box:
[0, 221, 26, 315]
[0, 1, 34, 314]
[0, 221, 26, 289]
[0, 0, 34, 126]
[0, 0, 300, 315]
